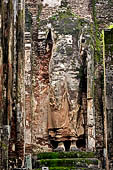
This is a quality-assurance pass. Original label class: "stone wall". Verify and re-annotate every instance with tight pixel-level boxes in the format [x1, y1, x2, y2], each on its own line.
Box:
[0, 0, 113, 169]
[104, 29, 113, 168]
[95, 0, 113, 29]
[39, 0, 92, 21]
[24, 0, 113, 154]
[93, 0, 113, 167]
[0, 0, 25, 169]
[24, 0, 94, 153]
[24, 0, 113, 168]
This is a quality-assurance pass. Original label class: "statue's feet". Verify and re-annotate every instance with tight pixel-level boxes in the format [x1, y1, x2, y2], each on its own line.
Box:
[54, 146, 65, 152]
[70, 140, 80, 151]
[70, 146, 80, 151]
[54, 142, 65, 152]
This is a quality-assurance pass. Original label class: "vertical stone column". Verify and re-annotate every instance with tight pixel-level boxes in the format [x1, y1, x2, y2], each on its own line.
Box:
[1, 0, 14, 169]
[0, 2, 3, 168]
[0, 1, 4, 167]
[1, 3, 9, 168]
[87, 45, 95, 151]
[24, 3, 33, 168]
[24, 31, 32, 156]
[7, 0, 25, 168]
[0, 0, 3, 126]
[103, 29, 113, 169]
[16, 0, 25, 166]
[8, 0, 19, 168]
[79, 32, 95, 151]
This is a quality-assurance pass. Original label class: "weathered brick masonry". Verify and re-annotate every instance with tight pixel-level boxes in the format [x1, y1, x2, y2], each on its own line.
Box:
[0, 0, 113, 169]
[24, 0, 113, 168]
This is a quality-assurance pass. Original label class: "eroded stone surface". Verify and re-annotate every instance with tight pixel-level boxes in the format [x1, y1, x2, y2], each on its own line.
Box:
[0, 0, 113, 169]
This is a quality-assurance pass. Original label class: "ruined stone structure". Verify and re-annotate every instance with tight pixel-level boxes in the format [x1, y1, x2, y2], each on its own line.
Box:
[0, 0, 25, 169]
[0, 0, 113, 169]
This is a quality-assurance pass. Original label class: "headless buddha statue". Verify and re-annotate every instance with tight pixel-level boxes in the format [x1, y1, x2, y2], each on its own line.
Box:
[48, 34, 86, 151]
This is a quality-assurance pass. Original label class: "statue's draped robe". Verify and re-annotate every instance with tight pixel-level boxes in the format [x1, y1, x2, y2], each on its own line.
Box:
[48, 35, 85, 141]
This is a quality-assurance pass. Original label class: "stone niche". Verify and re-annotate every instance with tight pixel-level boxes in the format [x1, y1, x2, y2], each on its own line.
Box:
[33, 3, 95, 152]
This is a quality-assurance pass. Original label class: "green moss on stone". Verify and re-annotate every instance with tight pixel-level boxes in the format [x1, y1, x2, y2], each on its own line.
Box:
[9, 0, 13, 13]
[38, 5, 90, 36]
[35, 168, 94, 170]
[108, 24, 113, 29]
[36, 158, 98, 167]
[35, 152, 98, 170]
[35, 167, 95, 170]
[92, 0, 103, 63]
[37, 3, 43, 23]
[37, 152, 96, 160]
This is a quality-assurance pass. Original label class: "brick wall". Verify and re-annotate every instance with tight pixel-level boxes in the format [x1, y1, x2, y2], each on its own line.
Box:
[0, 0, 113, 169]
[24, 0, 113, 156]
